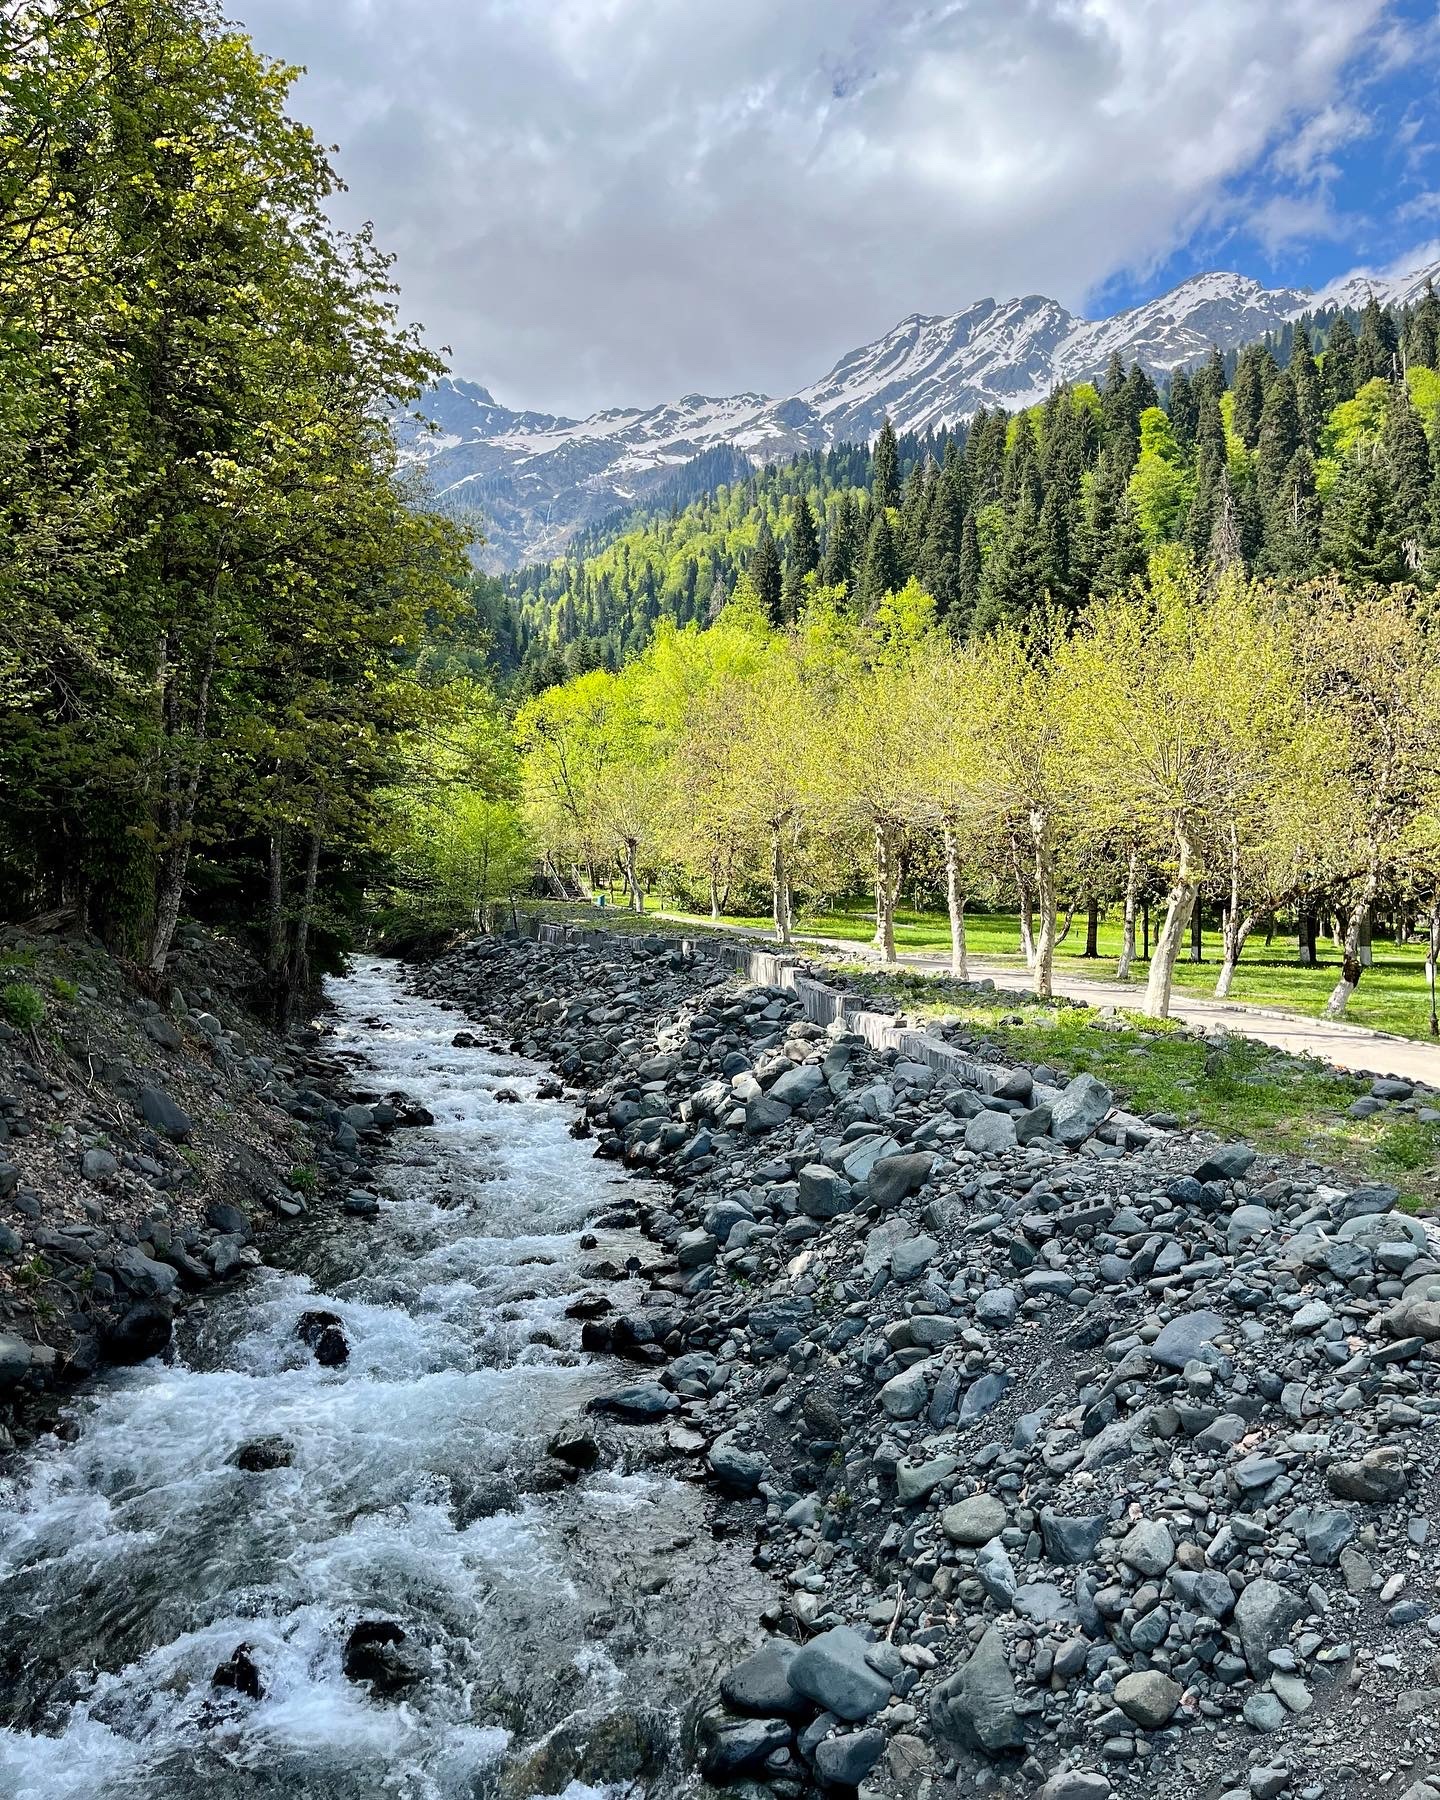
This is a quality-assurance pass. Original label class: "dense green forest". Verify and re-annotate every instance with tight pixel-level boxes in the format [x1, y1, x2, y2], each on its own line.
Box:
[489, 294, 1440, 687]
[0, 0, 485, 1006]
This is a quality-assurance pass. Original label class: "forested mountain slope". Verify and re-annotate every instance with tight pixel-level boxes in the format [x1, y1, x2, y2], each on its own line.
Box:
[487, 289, 1440, 684]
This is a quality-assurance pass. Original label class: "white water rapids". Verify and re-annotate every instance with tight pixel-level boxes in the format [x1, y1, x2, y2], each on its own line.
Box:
[0, 958, 766, 1800]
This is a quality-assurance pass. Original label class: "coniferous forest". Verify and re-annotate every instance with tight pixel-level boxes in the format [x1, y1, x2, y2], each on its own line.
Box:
[491, 295, 1440, 688]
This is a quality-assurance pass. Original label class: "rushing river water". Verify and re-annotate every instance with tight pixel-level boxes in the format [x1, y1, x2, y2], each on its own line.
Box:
[0, 958, 766, 1800]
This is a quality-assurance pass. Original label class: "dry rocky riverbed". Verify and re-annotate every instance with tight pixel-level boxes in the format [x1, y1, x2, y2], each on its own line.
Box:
[413, 924, 1440, 1800]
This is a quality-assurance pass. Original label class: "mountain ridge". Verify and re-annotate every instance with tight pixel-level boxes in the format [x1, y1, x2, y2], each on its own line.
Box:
[406, 257, 1440, 569]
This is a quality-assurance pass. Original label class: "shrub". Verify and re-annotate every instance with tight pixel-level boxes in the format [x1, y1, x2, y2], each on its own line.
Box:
[0, 983, 45, 1030]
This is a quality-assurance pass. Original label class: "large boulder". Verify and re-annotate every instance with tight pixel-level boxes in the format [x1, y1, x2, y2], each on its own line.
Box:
[868, 1151, 934, 1207]
[965, 1110, 1017, 1155]
[1233, 1578, 1304, 1678]
[786, 1626, 892, 1721]
[930, 1627, 1023, 1754]
[769, 1063, 823, 1108]
[138, 1085, 193, 1140]
[721, 1640, 808, 1716]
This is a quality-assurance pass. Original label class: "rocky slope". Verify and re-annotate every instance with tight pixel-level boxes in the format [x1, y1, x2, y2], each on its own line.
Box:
[414, 922, 1440, 1800]
[0, 923, 426, 1446]
[404, 257, 1440, 569]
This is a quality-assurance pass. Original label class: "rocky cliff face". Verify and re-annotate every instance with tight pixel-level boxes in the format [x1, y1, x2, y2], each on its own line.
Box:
[402, 258, 1440, 570]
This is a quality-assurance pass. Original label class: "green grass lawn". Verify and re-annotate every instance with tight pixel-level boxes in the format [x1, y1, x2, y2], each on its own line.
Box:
[657, 898, 1439, 1044]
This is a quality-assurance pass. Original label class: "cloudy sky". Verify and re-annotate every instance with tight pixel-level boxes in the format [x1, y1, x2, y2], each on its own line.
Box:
[232, 0, 1440, 417]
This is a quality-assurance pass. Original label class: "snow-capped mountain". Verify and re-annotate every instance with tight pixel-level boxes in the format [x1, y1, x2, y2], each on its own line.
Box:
[409, 258, 1440, 570]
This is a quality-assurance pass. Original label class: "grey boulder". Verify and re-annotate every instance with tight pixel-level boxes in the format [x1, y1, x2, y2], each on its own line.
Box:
[786, 1626, 892, 1721]
[929, 1627, 1023, 1753]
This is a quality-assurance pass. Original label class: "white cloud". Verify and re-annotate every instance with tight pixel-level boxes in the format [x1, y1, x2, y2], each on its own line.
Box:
[233, 0, 1388, 414]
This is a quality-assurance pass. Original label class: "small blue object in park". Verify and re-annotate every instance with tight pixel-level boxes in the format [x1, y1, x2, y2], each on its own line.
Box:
[594, 892, 607, 909]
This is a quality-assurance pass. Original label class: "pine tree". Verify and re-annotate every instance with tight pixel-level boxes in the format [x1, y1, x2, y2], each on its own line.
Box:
[1356, 295, 1399, 383]
[921, 464, 966, 618]
[1002, 413, 1043, 509]
[1382, 380, 1435, 573]
[1288, 327, 1324, 451]
[1261, 447, 1321, 579]
[818, 490, 860, 591]
[872, 419, 900, 511]
[749, 523, 783, 624]
[858, 507, 902, 612]
[1194, 349, 1228, 408]
[1207, 467, 1244, 575]
[1037, 483, 1074, 613]
[898, 459, 934, 577]
[789, 492, 820, 580]
[1255, 369, 1300, 500]
[1092, 493, 1147, 597]
[955, 511, 982, 632]
[1323, 315, 1359, 407]
[1232, 345, 1275, 448]
[1406, 280, 1440, 371]
[1322, 452, 1405, 585]
[974, 489, 1044, 631]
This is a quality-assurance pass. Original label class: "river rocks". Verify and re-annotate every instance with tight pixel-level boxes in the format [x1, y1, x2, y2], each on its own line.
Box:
[813, 1726, 886, 1786]
[0, 1333, 32, 1386]
[589, 1382, 678, 1420]
[787, 1627, 892, 1721]
[1150, 1307, 1226, 1370]
[722, 1640, 808, 1716]
[1327, 1445, 1407, 1502]
[1047, 1073, 1112, 1145]
[234, 1436, 293, 1472]
[769, 1063, 823, 1108]
[101, 1301, 172, 1363]
[1234, 1580, 1305, 1678]
[944, 1493, 1007, 1546]
[965, 1109, 1017, 1154]
[138, 1084, 193, 1140]
[1194, 1142, 1258, 1182]
[930, 1628, 1023, 1753]
[342, 1620, 428, 1696]
[868, 1150, 934, 1207]
[697, 1711, 791, 1779]
[212, 1644, 264, 1700]
[408, 921, 1440, 1798]
[708, 1433, 767, 1488]
[296, 1309, 349, 1367]
[1114, 1669, 1180, 1728]
[878, 1362, 929, 1419]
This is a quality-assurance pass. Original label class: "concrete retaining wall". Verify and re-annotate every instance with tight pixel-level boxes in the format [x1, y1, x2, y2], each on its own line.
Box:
[519, 914, 1010, 1095]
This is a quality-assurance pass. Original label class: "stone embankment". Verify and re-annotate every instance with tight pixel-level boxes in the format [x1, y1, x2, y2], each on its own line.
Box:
[416, 919, 1440, 1800]
[0, 924, 424, 1443]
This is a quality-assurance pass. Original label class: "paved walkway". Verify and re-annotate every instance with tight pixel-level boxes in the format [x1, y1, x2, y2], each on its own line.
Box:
[658, 914, 1440, 1088]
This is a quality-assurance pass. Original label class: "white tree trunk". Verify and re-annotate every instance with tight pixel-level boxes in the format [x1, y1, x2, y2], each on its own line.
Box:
[624, 839, 643, 913]
[1426, 902, 1440, 1038]
[1030, 810, 1057, 1001]
[872, 819, 899, 961]
[943, 823, 968, 980]
[1116, 841, 1139, 981]
[771, 824, 792, 945]
[1325, 873, 1378, 1018]
[1144, 827, 1200, 1020]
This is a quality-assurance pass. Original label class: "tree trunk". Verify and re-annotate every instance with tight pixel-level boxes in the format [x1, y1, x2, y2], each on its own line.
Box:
[1214, 820, 1246, 999]
[285, 830, 322, 1022]
[873, 819, 899, 961]
[1144, 826, 1199, 1020]
[709, 859, 722, 922]
[1426, 901, 1440, 1039]
[1297, 910, 1316, 965]
[1325, 869, 1379, 1018]
[1189, 905, 1203, 963]
[1010, 832, 1035, 968]
[1141, 899, 1150, 960]
[624, 838, 642, 913]
[1082, 895, 1099, 959]
[148, 636, 217, 972]
[1030, 810, 1057, 1001]
[771, 823, 792, 945]
[942, 823, 968, 980]
[264, 831, 286, 975]
[1116, 843, 1139, 981]
[1357, 909, 1373, 968]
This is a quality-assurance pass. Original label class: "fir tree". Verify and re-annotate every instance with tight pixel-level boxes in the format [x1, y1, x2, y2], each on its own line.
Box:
[1232, 345, 1275, 449]
[1382, 380, 1435, 573]
[749, 523, 783, 624]
[872, 419, 900, 511]
[922, 464, 966, 618]
[1288, 327, 1324, 450]
[1255, 369, 1300, 500]
[1356, 294, 1399, 383]
[955, 511, 982, 632]
[975, 489, 1043, 630]
[789, 492, 820, 580]
[1323, 314, 1359, 408]
[1406, 279, 1440, 371]
[1261, 447, 1321, 579]
[1322, 452, 1405, 585]
[858, 507, 902, 612]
